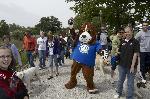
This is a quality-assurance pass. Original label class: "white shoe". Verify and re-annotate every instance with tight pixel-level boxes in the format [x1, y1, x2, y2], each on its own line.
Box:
[142, 79, 146, 83]
[114, 94, 120, 98]
[88, 89, 98, 93]
[110, 78, 115, 84]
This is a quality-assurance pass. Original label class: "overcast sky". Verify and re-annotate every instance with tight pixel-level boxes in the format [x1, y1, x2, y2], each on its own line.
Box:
[0, 0, 75, 27]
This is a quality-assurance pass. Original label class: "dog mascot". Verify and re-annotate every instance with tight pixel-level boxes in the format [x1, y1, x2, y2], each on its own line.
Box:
[65, 22, 102, 94]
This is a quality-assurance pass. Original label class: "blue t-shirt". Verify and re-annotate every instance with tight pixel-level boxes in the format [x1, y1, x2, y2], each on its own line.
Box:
[71, 41, 102, 68]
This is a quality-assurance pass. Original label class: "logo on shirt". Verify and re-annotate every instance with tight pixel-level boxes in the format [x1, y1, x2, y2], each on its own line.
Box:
[48, 42, 54, 48]
[79, 44, 89, 54]
[0, 73, 6, 79]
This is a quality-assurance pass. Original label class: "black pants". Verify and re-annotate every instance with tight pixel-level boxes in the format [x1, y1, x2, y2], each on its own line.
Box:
[140, 52, 150, 79]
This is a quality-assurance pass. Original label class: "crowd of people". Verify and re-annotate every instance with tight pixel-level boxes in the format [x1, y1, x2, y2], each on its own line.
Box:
[97, 21, 150, 99]
[0, 21, 150, 99]
[22, 30, 71, 79]
[0, 29, 72, 98]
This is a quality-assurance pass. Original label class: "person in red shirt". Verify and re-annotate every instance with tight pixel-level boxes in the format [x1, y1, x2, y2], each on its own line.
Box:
[22, 30, 36, 67]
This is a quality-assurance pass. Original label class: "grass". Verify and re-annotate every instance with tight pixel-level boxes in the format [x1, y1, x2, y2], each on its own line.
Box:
[12, 39, 28, 66]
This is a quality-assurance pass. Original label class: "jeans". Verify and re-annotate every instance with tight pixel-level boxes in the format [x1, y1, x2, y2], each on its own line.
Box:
[60, 50, 65, 64]
[38, 50, 46, 67]
[26, 51, 35, 67]
[111, 55, 119, 70]
[140, 52, 150, 80]
[57, 54, 62, 66]
[117, 66, 135, 99]
[48, 54, 59, 76]
[48, 55, 58, 67]
[102, 45, 107, 50]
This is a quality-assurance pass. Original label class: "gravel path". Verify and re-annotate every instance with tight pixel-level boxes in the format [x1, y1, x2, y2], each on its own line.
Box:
[28, 58, 150, 99]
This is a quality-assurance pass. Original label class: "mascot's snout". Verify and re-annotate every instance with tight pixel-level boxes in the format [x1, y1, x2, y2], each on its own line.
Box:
[79, 31, 92, 44]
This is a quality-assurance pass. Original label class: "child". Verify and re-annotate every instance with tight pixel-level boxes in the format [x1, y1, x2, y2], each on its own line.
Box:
[47, 35, 59, 80]
[110, 28, 124, 82]
[0, 46, 29, 99]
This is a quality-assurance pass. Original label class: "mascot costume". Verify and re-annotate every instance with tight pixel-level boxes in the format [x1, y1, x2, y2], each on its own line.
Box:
[65, 22, 102, 94]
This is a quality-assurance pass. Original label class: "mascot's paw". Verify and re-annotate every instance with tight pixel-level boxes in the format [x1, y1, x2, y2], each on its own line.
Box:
[88, 88, 98, 94]
[65, 81, 77, 89]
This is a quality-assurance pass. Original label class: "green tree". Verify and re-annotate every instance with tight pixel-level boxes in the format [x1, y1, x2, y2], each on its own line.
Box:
[35, 16, 62, 34]
[9, 23, 26, 40]
[0, 20, 9, 37]
[66, 0, 150, 30]
[11, 29, 24, 40]
[9, 23, 22, 32]
[25, 27, 39, 35]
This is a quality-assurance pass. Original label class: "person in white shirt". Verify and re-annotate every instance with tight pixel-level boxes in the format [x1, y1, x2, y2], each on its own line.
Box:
[47, 34, 59, 79]
[37, 31, 47, 69]
[98, 26, 108, 50]
[135, 21, 150, 80]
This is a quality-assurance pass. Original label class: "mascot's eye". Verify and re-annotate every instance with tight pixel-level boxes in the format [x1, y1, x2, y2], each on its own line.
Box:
[87, 30, 92, 34]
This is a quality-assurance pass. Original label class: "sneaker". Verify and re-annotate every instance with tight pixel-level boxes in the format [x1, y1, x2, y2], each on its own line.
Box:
[111, 79, 115, 84]
[114, 94, 120, 98]
[39, 67, 42, 70]
[142, 79, 146, 83]
[42, 66, 46, 69]
[47, 76, 53, 80]
[88, 89, 98, 94]
[56, 73, 59, 76]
